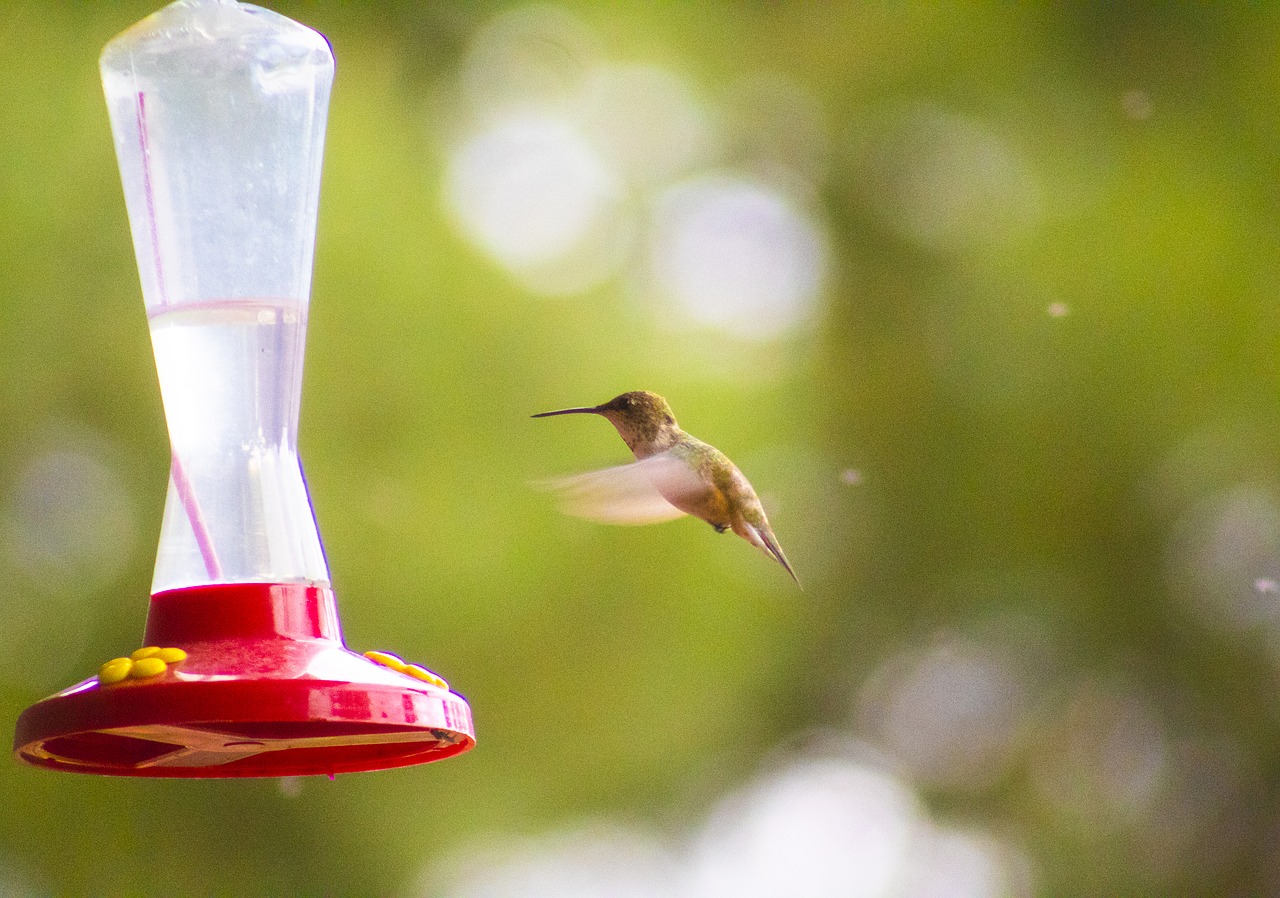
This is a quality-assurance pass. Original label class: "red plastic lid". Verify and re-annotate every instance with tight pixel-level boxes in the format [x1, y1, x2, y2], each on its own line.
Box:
[12, 583, 474, 777]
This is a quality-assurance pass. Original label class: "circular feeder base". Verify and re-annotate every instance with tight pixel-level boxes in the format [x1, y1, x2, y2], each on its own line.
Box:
[12, 584, 475, 778]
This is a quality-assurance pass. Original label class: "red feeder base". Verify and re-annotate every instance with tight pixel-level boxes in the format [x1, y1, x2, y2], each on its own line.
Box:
[12, 583, 474, 777]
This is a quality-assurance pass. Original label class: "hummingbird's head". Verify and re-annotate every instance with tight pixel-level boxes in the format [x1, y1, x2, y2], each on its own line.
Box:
[532, 391, 681, 456]
[593, 391, 680, 455]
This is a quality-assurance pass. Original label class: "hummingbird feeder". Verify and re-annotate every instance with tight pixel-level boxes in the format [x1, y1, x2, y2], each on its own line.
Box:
[13, 0, 474, 776]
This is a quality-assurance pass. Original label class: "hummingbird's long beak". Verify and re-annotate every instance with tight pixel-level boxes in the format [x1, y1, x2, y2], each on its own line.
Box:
[531, 406, 601, 418]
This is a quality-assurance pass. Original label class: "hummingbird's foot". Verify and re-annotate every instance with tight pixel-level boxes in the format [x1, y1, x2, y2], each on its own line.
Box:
[712, 523, 729, 534]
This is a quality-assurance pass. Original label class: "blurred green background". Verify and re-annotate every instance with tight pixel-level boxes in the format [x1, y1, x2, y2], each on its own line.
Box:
[4, 2, 1280, 895]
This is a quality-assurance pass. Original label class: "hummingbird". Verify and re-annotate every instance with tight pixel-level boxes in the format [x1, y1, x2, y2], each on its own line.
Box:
[532, 391, 799, 586]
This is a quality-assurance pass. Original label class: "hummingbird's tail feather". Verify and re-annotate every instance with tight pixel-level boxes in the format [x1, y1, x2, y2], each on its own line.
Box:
[748, 523, 802, 589]
[532, 459, 689, 526]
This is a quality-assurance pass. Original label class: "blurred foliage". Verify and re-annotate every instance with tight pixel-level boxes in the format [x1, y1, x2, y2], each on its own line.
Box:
[3, 2, 1280, 896]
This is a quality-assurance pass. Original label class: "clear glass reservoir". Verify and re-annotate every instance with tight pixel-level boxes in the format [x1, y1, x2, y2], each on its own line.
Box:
[101, 0, 334, 592]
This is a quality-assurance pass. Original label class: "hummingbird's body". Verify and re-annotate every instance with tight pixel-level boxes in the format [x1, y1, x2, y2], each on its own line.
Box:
[533, 391, 799, 585]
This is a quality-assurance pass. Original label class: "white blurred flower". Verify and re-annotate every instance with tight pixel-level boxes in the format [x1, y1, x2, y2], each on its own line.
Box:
[426, 752, 1033, 898]
[858, 638, 1029, 789]
[648, 175, 827, 339]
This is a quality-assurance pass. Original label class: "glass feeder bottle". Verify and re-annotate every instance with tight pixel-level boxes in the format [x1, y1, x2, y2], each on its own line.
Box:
[100, 0, 331, 594]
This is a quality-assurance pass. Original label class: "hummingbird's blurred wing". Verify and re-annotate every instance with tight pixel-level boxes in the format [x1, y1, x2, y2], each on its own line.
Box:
[536, 452, 701, 525]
